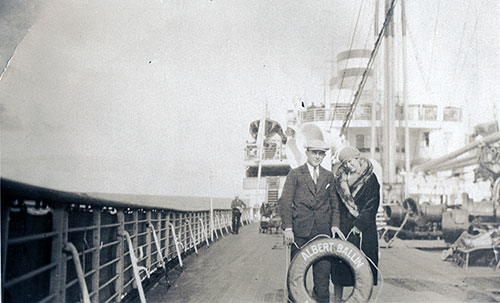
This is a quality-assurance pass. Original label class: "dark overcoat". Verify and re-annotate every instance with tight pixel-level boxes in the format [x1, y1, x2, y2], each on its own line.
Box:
[331, 173, 380, 286]
[278, 164, 336, 238]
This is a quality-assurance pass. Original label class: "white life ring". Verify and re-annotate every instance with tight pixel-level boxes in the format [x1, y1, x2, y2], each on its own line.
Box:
[287, 238, 373, 303]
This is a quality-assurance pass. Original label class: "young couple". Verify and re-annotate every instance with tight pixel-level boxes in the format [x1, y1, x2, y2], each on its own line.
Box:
[278, 140, 379, 303]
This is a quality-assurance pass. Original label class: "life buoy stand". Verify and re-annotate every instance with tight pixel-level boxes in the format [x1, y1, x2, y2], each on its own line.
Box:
[287, 238, 373, 303]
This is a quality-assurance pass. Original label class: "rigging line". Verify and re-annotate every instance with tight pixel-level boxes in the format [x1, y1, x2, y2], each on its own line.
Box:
[447, 0, 476, 108]
[329, 0, 366, 131]
[448, 0, 472, 89]
[436, 4, 478, 137]
[340, 0, 398, 137]
[426, 0, 441, 91]
[406, 19, 433, 99]
[453, 5, 480, 106]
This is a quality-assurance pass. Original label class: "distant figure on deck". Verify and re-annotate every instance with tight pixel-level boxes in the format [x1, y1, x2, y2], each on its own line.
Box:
[278, 139, 342, 303]
[330, 146, 380, 303]
[260, 202, 270, 218]
[231, 195, 246, 234]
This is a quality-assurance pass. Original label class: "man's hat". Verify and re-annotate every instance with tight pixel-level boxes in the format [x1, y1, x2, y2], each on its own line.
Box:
[304, 139, 330, 151]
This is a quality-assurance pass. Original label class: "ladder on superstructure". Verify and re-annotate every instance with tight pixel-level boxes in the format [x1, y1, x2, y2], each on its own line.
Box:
[266, 177, 280, 207]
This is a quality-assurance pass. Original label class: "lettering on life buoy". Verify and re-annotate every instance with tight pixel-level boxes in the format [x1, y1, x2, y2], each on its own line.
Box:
[300, 242, 366, 270]
[287, 238, 373, 303]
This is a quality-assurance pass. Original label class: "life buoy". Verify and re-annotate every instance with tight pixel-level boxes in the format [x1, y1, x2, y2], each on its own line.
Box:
[287, 238, 373, 303]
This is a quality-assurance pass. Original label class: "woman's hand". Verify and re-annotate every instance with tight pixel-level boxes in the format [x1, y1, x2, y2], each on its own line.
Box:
[350, 226, 361, 235]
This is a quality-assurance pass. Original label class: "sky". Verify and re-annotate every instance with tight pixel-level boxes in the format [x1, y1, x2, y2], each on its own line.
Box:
[1, 0, 499, 198]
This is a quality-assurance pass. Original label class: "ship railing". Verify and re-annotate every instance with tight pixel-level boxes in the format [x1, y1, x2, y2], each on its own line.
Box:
[1, 178, 236, 303]
[244, 142, 286, 161]
[300, 107, 327, 122]
[299, 104, 382, 122]
[297, 103, 457, 123]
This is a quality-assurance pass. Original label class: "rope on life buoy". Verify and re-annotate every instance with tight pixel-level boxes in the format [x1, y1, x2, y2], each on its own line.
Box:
[287, 238, 373, 303]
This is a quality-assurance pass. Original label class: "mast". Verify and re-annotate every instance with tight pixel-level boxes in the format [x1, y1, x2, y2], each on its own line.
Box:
[401, 0, 411, 197]
[254, 102, 268, 209]
[383, 0, 397, 185]
[371, 0, 380, 159]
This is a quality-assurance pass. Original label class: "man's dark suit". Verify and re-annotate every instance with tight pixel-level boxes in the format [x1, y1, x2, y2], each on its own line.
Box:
[278, 163, 337, 302]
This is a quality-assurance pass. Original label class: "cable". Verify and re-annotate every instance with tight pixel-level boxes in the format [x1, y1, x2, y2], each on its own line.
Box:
[448, 0, 472, 94]
[453, 7, 480, 103]
[406, 19, 433, 97]
[426, 0, 441, 91]
[343, 230, 384, 303]
[340, 0, 399, 137]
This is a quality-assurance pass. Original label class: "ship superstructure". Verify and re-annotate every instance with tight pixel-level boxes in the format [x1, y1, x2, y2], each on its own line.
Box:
[243, 47, 466, 213]
[243, 117, 290, 215]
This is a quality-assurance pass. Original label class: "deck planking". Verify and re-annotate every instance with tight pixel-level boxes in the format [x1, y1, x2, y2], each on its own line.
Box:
[146, 222, 500, 303]
[147, 223, 286, 303]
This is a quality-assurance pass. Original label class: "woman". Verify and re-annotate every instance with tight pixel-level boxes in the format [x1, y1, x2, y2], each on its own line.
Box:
[330, 146, 380, 302]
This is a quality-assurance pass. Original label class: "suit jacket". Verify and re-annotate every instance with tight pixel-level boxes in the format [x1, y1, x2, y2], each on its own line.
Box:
[278, 163, 337, 238]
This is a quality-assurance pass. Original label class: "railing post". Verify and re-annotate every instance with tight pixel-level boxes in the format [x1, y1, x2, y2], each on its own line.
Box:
[212, 212, 218, 239]
[198, 218, 210, 247]
[91, 210, 101, 303]
[194, 212, 199, 246]
[64, 242, 91, 303]
[153, 211, 163, 268]
[1, 205, 10, 302]
[240, 211, 246, 226]
[206, 212, 211, 241]
[226, 214, 233, 232]
[210, 202, 214, 242]
[199, 213, 204, 244]
[115, 210, 125, 302]
[222, 215, 229, 234]
[245, 210, 251, 223]
[182, 213, 188, 253]
[184, 218, 198, 255]
[216, 215, 225, 237]
[119, 231, 148, 303]
[132, 211, 139, 260]
[50, 206, 68, 303]
[240, 211, 245, 226]
[148, 223, 166, 272]
[169, 223, 183, 267]
[166, 212, 171, 261]
[190, 213, 196, 249]
[146, 211, 152, 272]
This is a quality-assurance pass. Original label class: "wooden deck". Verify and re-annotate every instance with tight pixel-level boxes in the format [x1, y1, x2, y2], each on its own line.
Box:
[146, 223, 500, 303]
[147, 222, 287, 303]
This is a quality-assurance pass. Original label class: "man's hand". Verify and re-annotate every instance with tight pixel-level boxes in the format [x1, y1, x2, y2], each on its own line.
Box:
[331, 226, 346, 241]
[284, 229, 294, 245]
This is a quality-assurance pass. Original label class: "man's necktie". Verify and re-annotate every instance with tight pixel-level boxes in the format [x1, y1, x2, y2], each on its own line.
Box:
[313, 167, 318, 184]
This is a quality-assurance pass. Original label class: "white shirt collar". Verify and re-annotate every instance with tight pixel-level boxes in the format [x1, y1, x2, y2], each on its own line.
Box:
[306, 163, 319, 179]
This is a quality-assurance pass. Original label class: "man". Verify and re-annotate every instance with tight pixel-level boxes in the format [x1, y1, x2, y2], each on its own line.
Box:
[278, 139, 342, 302]
[260, 202, 270, 218]
[231, 195, 246, 234]
[330, 146, 380, 303]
